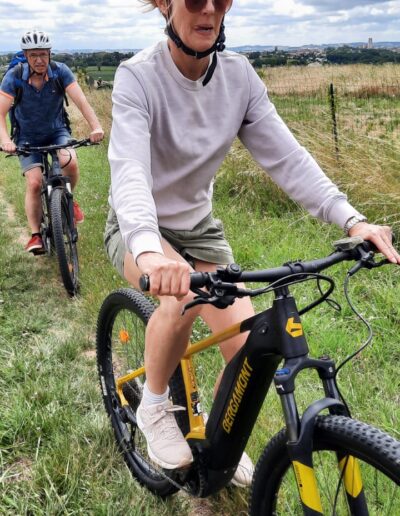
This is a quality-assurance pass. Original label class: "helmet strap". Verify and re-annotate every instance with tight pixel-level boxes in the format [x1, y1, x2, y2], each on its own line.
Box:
[165, 18, 226, 86]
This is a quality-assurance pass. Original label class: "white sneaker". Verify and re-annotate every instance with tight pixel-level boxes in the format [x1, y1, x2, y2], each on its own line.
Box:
[136, 398, 193, 469]
[231, 451, 254, 487]
[202, 413, 254, 487]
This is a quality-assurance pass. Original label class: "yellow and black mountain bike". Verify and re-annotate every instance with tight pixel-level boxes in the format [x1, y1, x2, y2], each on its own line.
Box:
[96, 236, 399, 514]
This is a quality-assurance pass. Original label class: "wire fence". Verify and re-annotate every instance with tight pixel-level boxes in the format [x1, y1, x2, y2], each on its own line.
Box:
[263, 65, 400, 148]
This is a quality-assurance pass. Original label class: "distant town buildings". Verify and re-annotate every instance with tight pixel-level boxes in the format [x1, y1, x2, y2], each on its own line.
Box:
[367, 38, 373, 49]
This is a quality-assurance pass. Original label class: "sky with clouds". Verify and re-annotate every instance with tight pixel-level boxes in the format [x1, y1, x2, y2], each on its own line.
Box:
[0, 0, 399, 51]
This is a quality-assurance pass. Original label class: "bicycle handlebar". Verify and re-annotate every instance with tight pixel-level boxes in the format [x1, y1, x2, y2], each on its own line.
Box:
[0, 138, 98, 156]
[139, 237, 388, 293]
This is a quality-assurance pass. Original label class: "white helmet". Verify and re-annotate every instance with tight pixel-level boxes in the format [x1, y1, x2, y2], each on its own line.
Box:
[21, 30, 52, 50]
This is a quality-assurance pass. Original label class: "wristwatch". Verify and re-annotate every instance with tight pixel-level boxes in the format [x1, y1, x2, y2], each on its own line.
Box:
[343, 215, 368, 235]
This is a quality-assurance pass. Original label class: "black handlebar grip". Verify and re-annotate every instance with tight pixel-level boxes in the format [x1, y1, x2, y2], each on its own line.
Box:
[139, 274, 150, 292]
[138, 272, 207, 292]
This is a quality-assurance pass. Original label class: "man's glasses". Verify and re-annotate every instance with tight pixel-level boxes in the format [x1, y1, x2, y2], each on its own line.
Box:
[184, 0, 232, 14]
[27, 52, 49, 61]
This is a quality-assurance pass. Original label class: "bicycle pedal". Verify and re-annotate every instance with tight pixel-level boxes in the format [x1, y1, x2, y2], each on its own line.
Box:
[32, 248, 46, 256]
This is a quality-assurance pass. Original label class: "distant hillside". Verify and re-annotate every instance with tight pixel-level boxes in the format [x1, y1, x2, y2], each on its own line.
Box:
[230, 42, 400, 52]
[1, 42, 400, 55]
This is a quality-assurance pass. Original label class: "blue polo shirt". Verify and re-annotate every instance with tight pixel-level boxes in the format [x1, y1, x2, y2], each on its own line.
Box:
[0, 61, 76, 140]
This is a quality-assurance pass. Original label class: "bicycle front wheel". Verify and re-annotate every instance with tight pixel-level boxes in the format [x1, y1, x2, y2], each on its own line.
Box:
[250, 415, 400, 515]
[50, 188, 79, 295]
[96, 288, 182, 497]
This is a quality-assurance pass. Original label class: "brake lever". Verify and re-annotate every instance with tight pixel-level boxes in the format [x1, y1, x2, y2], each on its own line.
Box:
[348, 248, 387, 276]
[6, 150, 28, 157]
[181, 296, 213, 315]
[181, 293, 237, 315]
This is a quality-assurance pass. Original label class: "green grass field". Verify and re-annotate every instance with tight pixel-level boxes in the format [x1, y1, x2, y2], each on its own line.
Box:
[0, 64, 399, 514]
[85, 66, 117, 82]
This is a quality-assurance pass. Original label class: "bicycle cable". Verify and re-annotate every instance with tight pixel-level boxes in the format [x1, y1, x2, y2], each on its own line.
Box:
[333, 271, 373, 416]
[60, 148, 73, 169]
[329, 272, 373, 514]
[332, 454, 350, 515]
[238, 272, 338, 316]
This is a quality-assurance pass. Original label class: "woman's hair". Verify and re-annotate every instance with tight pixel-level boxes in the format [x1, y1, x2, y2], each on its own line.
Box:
[138, 0, 158, 10]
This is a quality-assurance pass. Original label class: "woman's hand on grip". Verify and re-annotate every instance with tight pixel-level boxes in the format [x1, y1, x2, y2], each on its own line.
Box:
[349, 222, 400, 264]
[136, 252, 191, 298]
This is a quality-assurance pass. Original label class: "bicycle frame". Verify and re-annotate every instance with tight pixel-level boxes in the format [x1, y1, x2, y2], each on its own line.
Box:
[115, 283, 369, 512]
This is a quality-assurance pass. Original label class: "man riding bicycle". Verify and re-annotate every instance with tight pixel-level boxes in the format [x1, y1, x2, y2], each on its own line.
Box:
[0, 29, 104, 254]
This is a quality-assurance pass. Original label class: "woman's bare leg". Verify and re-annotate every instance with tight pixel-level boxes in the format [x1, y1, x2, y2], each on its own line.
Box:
[124, 240, 201, 394]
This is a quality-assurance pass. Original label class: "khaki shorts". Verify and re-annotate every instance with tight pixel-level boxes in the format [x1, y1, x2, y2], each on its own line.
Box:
[104, 207, 234, 278]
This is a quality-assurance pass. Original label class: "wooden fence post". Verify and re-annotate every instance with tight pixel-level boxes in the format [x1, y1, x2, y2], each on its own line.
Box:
[329, 83, 339, 161]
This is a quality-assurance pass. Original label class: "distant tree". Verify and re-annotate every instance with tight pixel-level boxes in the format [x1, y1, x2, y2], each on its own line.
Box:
[48, 50, 135, 70]
[252, 58, 263, 68]
[326, 46, 399, 65]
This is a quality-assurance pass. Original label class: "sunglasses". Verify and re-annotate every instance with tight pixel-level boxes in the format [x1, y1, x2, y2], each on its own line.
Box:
[184, 0, 232, 14]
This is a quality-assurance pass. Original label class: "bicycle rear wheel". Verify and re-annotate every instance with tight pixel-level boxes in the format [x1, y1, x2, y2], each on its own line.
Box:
[96, 288, 184, 496]
[50, 187, 79, 295]
[250, 415, 400, 515]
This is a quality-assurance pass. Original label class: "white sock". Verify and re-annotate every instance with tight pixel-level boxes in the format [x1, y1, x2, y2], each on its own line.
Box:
[142, 382, 169, 406]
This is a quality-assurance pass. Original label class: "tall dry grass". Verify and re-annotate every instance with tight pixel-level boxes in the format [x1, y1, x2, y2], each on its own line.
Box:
[262, 63, 400, 97]
[260, 64, 400, 227]
[68, 87, 112, 140]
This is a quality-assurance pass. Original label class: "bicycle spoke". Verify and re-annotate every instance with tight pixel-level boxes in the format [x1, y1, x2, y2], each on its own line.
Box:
[110, 307, 152, 469]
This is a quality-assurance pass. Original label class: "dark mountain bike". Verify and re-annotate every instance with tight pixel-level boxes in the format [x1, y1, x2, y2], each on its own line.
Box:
[96, 236, 399, 514]
[2, 139, 95, 296]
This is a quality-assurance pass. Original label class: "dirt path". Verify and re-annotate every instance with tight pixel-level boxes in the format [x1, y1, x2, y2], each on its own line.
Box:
[0, 187, 29, 247]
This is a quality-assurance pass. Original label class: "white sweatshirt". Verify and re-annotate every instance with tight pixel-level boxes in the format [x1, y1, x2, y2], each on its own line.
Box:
[108, 40, 359, 261]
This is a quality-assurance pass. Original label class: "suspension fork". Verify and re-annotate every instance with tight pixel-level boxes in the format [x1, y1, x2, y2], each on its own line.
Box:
[64, 180, 78, 243]
[320, 363, 369, 514]
[278, 358, 369, 515]
[47, 162, 77, 244]
[280, 391, 333, 515]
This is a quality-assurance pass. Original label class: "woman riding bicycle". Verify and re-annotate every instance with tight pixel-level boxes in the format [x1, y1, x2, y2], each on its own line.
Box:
[105, 0, 400, 486]
[0, 30, 104, 254]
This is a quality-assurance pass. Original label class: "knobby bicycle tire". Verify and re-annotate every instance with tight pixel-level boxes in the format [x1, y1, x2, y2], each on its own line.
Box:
[250, 414, 400, 515]
[50, 187, 79, 295]
[96, 288, 189, 497]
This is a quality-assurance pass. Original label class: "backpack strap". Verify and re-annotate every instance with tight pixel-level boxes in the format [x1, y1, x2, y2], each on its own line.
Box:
[50, 61, 69, 106]
[13, 62, 24, 106]
[9, 62, 24, 141]
[49, 61, 72, 134]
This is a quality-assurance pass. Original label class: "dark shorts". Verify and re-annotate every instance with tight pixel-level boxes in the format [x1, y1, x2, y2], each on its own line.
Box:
[104, 207, 235, 278]
[17, 128, 72, 174]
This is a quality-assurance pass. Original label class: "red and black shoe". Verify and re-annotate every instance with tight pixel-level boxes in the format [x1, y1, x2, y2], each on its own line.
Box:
[25, 234, 45, 255]
[73, 201, 84, 224]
